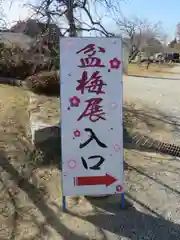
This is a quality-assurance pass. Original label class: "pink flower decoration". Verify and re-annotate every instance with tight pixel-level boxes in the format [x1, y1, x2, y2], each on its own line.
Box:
[69, 96, 80, 107]
[114, 144, 121, 152]
[68, 159, 77, 169]
[109, 58, 121, 69]
[116, 184, 123, 192]
[74, 130, 81, 137]
[66, 40, 73, 46]
[111, 102, 118, 109]
[98, 47, 105, 53]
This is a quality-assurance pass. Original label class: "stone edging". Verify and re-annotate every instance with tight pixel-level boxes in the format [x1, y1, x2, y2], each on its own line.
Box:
[28, 92, 60, 145]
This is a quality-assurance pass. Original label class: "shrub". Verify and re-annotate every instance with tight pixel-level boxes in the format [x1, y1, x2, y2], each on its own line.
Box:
[25, 70, 60, 96]
[0, 42, 54, 79]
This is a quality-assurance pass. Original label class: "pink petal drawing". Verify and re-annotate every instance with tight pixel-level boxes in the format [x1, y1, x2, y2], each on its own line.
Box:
[98, 47, 105, 53]
[66, 40, 73, 46]
[114, 144, 121, 152]
[111, 102, 118, 109]
[109, 58, 121, 69]
[69, 96, 80, 107]
[67, 159, 77, 169]
[116, 184, 123, 192]
[74, 130, 81, 137]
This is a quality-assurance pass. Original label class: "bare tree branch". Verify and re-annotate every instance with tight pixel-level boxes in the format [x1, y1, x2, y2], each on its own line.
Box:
[116, 16, 166, 62]
[80, 4, 114, 36]
[24, 0, 119, 37]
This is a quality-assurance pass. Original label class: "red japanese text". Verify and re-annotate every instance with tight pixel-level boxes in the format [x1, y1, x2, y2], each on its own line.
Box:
[76, 44, 105, 68]
[77, 98, 106, 122]
[76, 71, 106, 95]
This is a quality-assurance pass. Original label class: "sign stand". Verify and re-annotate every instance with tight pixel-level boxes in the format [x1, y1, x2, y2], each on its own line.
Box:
[121, 192, 125, 209]
[62, 193, 125, 211]
[62, 196, 66, 212]
[60, 37, 124, 212]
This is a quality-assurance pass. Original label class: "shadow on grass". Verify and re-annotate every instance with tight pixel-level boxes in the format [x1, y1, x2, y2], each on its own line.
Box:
[30, 102, 180, 168]
[0, 150, 89, 240]
[123, 103, 180, 157]
[127, 163, 180, 196]
[66, 193, 180, 240]
[123, 103, 180, 134]
[127, 74, 180, 80]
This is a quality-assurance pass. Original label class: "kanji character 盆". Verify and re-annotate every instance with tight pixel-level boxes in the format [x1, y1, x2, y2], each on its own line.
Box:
[78, 57, 105, 68]
[76, 71, 106, 95]
[76, 44, 105, 68]
[77, 98, 106, 122]
[76, 44, 105, 57]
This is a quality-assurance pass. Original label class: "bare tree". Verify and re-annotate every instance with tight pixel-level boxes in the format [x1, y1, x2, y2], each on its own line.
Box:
[116, 16, 165, 63]
[176, 23, 180, 43]
[7, 0, 126, 72]
[0, 0, 7, 30]
[25, 0, 118, 37]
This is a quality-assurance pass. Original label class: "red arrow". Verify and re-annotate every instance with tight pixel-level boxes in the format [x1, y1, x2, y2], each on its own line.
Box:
[74, 173, 118, 187]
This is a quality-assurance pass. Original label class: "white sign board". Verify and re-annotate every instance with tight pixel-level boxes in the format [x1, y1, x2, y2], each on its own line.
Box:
[60, 37, 124, 196]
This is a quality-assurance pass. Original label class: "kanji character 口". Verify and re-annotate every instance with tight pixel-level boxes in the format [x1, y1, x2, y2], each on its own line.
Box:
[81, 155, 105, 170]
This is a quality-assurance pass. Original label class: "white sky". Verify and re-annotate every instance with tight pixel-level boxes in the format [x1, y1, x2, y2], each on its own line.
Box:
[3, 0, 32, 26]
[3, 0, 117, 34]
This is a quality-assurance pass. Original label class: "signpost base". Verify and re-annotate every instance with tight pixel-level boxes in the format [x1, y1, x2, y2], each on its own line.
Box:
[62, 196, 66, 212]
[121, 192, 125, 209]
[62, 193, 125, 211]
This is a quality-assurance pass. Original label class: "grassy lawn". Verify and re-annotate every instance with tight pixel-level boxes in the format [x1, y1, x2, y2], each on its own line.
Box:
[127, 62, 177, 77]
[0, 84, 29, 148]
[1, 85, 180, 239]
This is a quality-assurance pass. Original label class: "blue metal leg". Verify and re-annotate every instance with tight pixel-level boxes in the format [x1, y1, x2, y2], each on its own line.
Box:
[62, 196, 66, 212]
[121, 192, 125, 209]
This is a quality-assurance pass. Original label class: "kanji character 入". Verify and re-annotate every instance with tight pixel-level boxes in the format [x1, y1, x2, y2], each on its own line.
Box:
[79, 128, 107, 149]
[77, 98, 106, 122]
[76, 71, 106, 95]
[81, 155, 105, 170]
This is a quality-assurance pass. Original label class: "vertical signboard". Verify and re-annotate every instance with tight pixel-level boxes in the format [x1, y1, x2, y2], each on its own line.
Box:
[60, 37, 123, 196]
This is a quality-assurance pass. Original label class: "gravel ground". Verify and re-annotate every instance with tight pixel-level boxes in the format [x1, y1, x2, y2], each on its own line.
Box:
[124, 75, 180, 144]
[168, 65, 180, 73]
[1, 72, 180, 240]
[121, 74, 180, 239]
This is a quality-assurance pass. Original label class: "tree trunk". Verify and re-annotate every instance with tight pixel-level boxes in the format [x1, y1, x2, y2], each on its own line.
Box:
[66, 0, 77, 37]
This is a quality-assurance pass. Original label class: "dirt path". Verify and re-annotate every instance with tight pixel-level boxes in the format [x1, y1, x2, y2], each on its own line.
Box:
[1, 84, 180, 239]
[0, 85, 32, 239]
[168, 65, 180, 73]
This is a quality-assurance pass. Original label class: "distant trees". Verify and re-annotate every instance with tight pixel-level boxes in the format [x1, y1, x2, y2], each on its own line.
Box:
[7, 0, 125, 70]
[0, 0, 6, 30]
[116, 16, 166, 62]
[168, 38, 177, 48]
[168, 38, 180, 51]
[176, 23, 180, 42]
